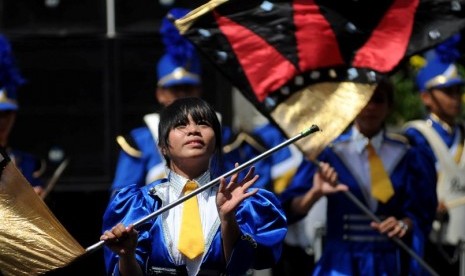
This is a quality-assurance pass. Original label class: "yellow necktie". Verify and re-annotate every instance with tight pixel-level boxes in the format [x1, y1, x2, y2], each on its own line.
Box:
[367, 143, 394, 203]
[454, 142, 463, 163]
[178, 181, 204, 259]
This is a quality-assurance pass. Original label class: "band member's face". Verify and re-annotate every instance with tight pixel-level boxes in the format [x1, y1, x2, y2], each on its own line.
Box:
[355, 86, 390, 136]
[166, 114, 215, 170]
[422, 85, 463, 123]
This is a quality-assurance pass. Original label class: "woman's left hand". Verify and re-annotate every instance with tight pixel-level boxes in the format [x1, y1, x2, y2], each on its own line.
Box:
[216, 164, 259, 220]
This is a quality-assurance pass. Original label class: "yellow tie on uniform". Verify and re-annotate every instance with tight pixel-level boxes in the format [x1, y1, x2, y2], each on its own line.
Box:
[178, 181, 204, 259]
[367, 143, 394, 203]
[454, 142, 463, 163]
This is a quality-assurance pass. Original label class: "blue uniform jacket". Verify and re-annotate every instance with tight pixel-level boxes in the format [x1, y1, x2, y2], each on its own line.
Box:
[223, 123, 302, 193]
[111, 127, 164, 192]
[404, 115, 462, 164]
[280, 129, 437, 275]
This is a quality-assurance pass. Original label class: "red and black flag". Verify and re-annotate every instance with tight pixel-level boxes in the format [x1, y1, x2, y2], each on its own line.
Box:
[174, 0, 465, 159]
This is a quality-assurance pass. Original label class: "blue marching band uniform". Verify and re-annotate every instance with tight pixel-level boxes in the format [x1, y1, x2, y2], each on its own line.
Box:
[403, 40, 465, 275]
[222, 122, 303, 193]
[405, 113, 465, 244]
[103, 169, 287, 275]
[280, 125, 437, 275]
[112, 122, 165, 192]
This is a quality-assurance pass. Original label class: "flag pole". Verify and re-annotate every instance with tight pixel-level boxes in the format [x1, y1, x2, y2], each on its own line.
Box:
[41, 158, 70, 199]
[86, 124, 321, 254]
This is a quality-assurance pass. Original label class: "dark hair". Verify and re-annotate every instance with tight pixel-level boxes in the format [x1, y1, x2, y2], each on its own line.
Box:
[158, 97, 222, 168]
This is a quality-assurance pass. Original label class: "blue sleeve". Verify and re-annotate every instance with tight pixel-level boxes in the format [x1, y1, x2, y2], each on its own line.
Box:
[226, 189, 287, 274]
[102, 183, 161, 275]
[253, 124, 303, 194]
[279, 159, 319, 224]
[402, 148, 437, 275]
[405, 147, 437, 234]
[404, 127, 437, 163]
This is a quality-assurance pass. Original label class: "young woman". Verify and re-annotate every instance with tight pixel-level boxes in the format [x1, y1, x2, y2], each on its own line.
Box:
[101, 97, 287, 275]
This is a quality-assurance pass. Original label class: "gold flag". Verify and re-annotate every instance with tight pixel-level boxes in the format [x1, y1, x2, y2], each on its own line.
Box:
[0, 157, 84, 275]
[270, 82, 375, 161]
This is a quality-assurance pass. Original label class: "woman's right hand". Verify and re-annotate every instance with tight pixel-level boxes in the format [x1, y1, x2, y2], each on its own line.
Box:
[100, 223, 138, 257]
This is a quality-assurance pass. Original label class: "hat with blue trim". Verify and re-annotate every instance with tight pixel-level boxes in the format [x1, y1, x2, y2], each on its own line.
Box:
[416, 34, 465, 92]
[0, 34, 25, 111]
[157, 8, 201, 88]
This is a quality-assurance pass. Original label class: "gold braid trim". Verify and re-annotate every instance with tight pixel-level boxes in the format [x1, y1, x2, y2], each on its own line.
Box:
[386, 133, 409, 144]
[223, 132, 266, 154]
[32, 159, 47, 178]
[116, 136, 142, 158]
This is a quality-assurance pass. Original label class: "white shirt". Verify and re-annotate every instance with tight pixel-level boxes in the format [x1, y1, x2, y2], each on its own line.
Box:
[152, 169, 220, 275]
[333, 126, 405, 211]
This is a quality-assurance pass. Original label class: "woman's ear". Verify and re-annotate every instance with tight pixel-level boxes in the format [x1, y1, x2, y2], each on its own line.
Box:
[420, 91, 432, 107]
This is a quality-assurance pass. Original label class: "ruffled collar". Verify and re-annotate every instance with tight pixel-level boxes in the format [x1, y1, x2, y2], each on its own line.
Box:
[166, 169, 211, 199]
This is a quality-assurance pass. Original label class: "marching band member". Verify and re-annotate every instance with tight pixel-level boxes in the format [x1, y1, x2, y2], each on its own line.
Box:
[404, 36, 465, 275]
[101, 97, 287, 276]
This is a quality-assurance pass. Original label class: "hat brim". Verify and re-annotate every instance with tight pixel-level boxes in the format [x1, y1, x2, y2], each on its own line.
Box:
[161, 78, 201, 88]
[0, 102, 18, 111]
[425, 78, 465, 92]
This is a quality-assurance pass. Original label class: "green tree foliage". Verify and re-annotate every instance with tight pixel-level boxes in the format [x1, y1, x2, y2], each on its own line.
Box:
[388, 65, 425, 128]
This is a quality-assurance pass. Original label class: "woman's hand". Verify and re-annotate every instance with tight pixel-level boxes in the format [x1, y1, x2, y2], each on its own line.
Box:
[291, 162, 348, 216]
[370, 216, 411, 238]
[100, 223, 143, 275]
[216, 163, 259, 261]
[311, 162, 348, 198]
[216, 164, 259, 220]
[100, 223, 138, 257]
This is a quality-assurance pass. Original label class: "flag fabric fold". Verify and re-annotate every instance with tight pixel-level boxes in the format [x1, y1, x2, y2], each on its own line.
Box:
[0, 151, 84, 276]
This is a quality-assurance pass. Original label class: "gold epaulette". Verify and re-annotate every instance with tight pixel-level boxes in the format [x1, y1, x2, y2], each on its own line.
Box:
[386, 132, 409, 144]
[223, 132, 266, 154]
[116, 135, 142, 158]
[32, 159, 47, 178]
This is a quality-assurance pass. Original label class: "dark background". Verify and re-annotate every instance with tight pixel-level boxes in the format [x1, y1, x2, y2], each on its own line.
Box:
[0, 0, 232, 274]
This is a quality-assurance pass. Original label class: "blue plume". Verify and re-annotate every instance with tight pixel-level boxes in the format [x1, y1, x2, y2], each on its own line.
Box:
[0, 34, 25, 96]
[160, 8, 197, 67]
[435, 33, 461, 63]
